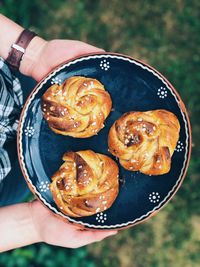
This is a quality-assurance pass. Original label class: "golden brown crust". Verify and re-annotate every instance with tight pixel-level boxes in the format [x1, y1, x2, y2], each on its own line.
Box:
[108, 109, 180, 175]
[49, 150, 119, 217]
[41, 76, 112, 138]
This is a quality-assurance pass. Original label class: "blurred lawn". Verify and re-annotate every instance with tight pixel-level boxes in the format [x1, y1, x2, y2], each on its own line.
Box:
[1, 0, 200, 266]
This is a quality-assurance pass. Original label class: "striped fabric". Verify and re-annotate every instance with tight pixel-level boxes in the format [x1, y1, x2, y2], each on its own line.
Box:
[0, 57, 23, 188]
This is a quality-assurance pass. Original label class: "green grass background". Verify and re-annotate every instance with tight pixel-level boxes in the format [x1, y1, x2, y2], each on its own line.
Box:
[1, 0, 200, 266]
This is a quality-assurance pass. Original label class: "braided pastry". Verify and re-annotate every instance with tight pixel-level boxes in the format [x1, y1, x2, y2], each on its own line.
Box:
[108, 109, 180, 175]
[49, 150, 119, 217]
[41, 76, 112, 138]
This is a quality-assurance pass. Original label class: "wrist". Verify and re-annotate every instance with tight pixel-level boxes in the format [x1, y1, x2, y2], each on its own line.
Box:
[19, 36, 47, 77]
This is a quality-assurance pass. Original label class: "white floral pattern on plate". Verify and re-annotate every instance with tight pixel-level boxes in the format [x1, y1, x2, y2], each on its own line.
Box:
[175, 141, 184, 152]
[51, 77, 62, 85]
[157, 86, 167, 99]
[96, 212, 107, 223]
[24, 126, 35, 137]
[100, 59, 110, 71]
[149, 192, 160, 203]
[39, 181, 50, 192]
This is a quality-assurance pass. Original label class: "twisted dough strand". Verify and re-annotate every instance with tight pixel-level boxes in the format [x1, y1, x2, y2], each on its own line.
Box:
[41, 76, 112, 138]
[108, 110, 180, 175]
[50, 150, 119, 217]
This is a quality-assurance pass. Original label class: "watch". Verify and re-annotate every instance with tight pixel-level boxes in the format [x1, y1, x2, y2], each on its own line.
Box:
[6, 29, 37, 71]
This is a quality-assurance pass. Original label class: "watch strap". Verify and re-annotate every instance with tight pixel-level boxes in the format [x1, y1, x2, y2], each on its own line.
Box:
[6, 29, 37, 71]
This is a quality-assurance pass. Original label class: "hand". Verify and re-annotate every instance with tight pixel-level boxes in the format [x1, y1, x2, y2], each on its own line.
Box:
[29, 200, 117, 248]
[20, 37, 104, 81]
[0, 15, 103, 81]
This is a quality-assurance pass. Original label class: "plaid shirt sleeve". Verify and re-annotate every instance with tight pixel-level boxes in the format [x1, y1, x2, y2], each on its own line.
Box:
[0, 57, 23, 189]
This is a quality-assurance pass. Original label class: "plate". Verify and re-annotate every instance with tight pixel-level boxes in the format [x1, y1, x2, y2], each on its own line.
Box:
[17, 53, 191, 230]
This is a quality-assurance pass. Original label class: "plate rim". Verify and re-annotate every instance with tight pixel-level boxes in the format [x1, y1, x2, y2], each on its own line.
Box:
[17, 52, 192, 230]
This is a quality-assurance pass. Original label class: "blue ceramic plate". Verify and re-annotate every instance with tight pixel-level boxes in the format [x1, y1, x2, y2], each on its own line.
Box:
[17, 53, 191, 230]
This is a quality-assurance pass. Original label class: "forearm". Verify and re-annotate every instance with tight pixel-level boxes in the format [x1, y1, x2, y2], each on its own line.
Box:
[0, 203, 41, 252]
[0, 14, 23, 59]
[0, 13, 46, 77]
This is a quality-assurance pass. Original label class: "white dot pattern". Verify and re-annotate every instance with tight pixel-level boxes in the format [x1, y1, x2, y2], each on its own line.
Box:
[51, 77, 62, 85]
[175, 141, 184, 152]
[100, 60, 110, 71]
[96, 212, 107, 223]
[149, 192, 160, 203]
[39, 181, 50, 192]
[157, 86, 167, 99]
[24, 126, 35, 137]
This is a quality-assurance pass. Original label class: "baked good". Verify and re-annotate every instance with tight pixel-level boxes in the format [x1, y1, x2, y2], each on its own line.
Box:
[49, 150, 119, 217]
[41, 76, 112, 138]
[108, 109, 180, 175]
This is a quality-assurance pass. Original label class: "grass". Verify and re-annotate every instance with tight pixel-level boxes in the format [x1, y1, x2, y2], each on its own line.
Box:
[1, 0, 200, 266]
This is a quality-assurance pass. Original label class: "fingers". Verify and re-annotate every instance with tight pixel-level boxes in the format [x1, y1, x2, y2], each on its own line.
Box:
[29, 191, 118, 249]
[72, 229, 117, 248]
[32, 39, 105, 81]
[55, 40, 104, 58]
[74, 40, 105, 54]
[42, 211, 118, 248]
